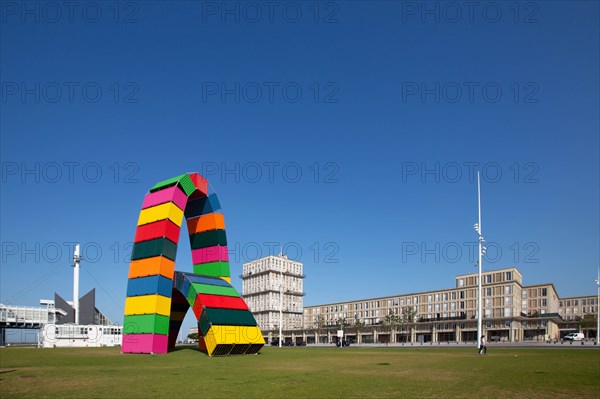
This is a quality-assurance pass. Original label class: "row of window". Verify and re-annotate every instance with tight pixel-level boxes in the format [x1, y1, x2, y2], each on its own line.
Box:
[457, 271, 515, 287]
[559, 298, 596, 307]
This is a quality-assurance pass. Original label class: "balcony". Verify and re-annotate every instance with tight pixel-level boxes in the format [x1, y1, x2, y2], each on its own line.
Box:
[240, 270, 306, 279]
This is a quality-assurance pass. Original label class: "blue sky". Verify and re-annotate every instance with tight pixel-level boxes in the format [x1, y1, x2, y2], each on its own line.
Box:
[1, 1, 598, 339]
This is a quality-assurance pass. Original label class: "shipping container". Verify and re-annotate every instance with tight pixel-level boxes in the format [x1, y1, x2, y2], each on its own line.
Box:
[137, 202, 184, 227]
[149, 173, 195, 196]
[134, 219, 181, 244]
[131, 238, 178, 261]
[126, 275, 173, 297]
[196, 294, 249, 311]
[141, 185, 188, 211]
[186, 213, 225, 234]
[198, 308, 258, 336]
[184, 273, 231, 288]
[123, 314, 170, 335]
[189, 229, 227, 250]
[122, 333, 168, 354]
[124, 294, 171, 316]
[184, 194, 221, 218]
[191, 245, 228, 264]
[189, 172, 208, 196]
[128, 256, 175, 279]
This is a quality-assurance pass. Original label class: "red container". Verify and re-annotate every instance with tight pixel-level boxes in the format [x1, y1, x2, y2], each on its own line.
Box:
[134, 220, 181, 244]
[189, 173, 208, 197]
[196, 294, 249, 311]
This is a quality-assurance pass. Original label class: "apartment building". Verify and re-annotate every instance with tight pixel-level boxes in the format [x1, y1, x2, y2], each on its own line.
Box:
[296, 267, 597, 345]
[241, 255, 305, 335]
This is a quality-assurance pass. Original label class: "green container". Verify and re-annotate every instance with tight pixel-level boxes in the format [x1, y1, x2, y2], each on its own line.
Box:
[186, 283, 198, 306]
[190, 283, 240, 297]
[193, 261, 231, 277]
[177, 174, 196, 196]
[189, 230, 227, 250]
[150, 173, 188, 193]
[131, 238, 178, 261]
[149, 173, 196, 196]
[198, 308, 258, 335]
[123, 314, 170, 335]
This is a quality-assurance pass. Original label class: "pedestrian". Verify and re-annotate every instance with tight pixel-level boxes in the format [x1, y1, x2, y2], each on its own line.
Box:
[479, 335, 487, 355]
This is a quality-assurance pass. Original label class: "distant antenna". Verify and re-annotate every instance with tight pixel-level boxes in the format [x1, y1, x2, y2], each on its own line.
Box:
[73, 244, 81, 325]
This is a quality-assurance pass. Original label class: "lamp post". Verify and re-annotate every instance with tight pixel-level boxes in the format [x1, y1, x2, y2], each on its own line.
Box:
[595, 269, 599, 345]
[279, 268, 283, 348]
[473, 172, 486, 350]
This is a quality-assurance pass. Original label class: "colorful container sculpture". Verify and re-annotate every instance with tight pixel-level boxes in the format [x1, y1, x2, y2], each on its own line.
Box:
[122, 172, 265, 356]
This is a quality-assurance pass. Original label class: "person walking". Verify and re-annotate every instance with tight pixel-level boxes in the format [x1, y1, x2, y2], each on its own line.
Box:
[479, 335, 487, 355]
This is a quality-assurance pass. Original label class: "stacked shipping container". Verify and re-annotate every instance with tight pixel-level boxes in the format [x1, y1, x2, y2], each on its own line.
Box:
[122, 172, 265, 356]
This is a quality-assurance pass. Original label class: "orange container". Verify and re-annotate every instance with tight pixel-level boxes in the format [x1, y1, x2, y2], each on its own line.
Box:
[187, 213, 225, 234]
[128, 256, 175, 279]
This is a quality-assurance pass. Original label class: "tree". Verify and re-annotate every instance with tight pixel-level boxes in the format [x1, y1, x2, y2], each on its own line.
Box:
[314, 315, 325, 343]
[351, 318, 365, 342]
[335, 317, 349, 329]
[382, 312, 401, 343]
[579, 313, 596, 334]
[401, 306, 417, 342]
[187, 332, 199, 341]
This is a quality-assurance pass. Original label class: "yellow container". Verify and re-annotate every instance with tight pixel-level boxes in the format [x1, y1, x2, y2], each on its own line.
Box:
[124, 294, 171, 316]
[220, 276, 232, 284]
[137, 203, 184, 227]
[204, 325, 265, 354]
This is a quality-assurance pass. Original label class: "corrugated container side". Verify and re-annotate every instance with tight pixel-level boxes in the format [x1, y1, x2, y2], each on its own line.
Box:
[134, 219, 181, 244]
[131, 238, 178, 261]
[192, 261, 231, 277]
[149, 173, 187, 193]
[189, 229, 227, 250]
[142, 186, 188, 211]
[191, 246, 228, 264]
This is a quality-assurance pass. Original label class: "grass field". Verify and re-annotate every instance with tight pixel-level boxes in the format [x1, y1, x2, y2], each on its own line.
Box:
[1, 346, 598, 398]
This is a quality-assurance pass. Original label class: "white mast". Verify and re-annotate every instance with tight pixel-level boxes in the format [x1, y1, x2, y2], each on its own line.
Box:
[595, 269, 599, 345]
[477, 172, 482, 349]
[73, 243, 80, 325]
[473, 172, 485, 349]
[279, 248, 283, 348]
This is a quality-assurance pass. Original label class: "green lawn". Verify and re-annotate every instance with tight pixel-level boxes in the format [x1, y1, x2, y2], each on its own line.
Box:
[1, 346, 598, 398]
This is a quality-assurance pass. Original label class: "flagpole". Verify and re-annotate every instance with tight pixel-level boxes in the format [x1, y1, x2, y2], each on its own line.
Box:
[477, 172, 482, 350]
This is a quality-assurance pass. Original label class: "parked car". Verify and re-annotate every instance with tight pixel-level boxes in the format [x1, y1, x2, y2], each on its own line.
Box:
[563, 333, 584, 341]
[296, 341, 307, 346]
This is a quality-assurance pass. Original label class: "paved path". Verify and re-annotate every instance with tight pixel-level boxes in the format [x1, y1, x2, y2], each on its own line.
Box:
[304, 340, 599, 349]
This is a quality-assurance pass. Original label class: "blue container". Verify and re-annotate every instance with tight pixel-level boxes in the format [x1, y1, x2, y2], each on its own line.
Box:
[179, 278, 191, 298]
[126, 275, 172, 297]
[184, 193, 222, 218]
[185, 273, 231, 287]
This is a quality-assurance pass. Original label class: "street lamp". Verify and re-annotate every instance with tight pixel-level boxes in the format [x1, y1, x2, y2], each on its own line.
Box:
[279, 267, 283, 348]
[473, 172, 486, 350]
[595, 269, 599, 345]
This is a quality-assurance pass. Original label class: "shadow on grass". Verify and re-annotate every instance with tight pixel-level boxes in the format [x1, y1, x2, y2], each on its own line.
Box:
[0, 369, 18, 375]
[169, 345, 202, 353]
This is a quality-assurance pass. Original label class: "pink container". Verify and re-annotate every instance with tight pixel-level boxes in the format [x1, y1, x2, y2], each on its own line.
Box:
[192, 246, 229, 264]
[122, 333, 168, 354]
[141, 186, 188, 211]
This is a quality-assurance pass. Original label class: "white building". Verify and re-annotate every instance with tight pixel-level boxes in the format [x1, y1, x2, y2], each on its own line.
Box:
[241, 255, 305, 334]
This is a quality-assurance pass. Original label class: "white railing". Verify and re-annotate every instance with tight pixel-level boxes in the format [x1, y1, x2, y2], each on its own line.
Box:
[0, 304, 56, 325]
